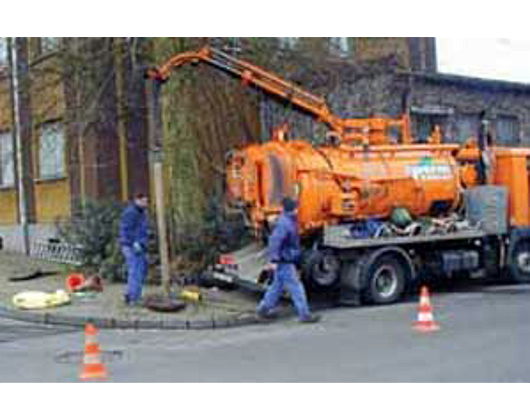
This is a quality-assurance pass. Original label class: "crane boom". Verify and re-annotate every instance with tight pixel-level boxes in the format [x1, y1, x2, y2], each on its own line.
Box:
[146, 46, 413, 144]
[147, 46, 336, 123]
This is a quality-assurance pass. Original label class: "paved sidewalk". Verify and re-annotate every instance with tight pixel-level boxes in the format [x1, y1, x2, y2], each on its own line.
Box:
[0, 252, 285, 330]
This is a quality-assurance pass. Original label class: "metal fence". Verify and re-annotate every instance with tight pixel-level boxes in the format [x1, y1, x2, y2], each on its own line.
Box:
[31, 241, 84, 266]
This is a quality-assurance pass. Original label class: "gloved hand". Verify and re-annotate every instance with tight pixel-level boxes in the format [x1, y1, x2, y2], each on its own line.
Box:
[132, 242, 144, 254]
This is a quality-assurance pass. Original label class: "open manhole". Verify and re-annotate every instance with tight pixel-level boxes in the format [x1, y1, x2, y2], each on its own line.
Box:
[55, 350, 124, 365]
[143, 294, 187, 313]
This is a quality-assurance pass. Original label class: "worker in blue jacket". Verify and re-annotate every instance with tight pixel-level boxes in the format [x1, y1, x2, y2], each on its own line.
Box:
[119, 193, 149, 305]
[256, 197, 320, 323]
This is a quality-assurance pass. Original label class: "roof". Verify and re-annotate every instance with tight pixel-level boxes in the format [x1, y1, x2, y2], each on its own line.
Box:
[400, 70, 530, 94]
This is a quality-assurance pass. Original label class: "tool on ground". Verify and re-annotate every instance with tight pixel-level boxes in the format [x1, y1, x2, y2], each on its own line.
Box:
[8, 269, 60, 282]
[12, 289, 71, 310]
[67, 274, 104, 293]
[66, 273, 85, 292]
[179, 287, 202, 302]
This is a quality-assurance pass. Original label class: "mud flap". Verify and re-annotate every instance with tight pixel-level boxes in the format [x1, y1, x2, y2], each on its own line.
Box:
[339, 260, 363, 306]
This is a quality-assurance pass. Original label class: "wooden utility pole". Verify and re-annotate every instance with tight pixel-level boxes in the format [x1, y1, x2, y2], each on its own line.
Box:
[146, 77, 172, 297]
[9, 37, 34, 255]
[153, 156, 171, 296]
[113, 38, 130, 202]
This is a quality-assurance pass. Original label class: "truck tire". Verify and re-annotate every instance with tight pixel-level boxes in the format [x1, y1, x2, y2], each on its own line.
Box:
[301, 249, 340, 290]
[509, 239, 530, 283]
[361, 248, 413, 305]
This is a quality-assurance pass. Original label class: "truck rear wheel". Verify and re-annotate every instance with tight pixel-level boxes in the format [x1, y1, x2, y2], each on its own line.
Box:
[361, 250, 412, 305]
[509, 239, 530, 283]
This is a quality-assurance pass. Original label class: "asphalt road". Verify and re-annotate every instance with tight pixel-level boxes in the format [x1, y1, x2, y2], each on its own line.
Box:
[1, 282, 529, 382]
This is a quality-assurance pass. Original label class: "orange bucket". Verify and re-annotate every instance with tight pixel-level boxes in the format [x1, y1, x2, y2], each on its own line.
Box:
[66, 273, 85, 292]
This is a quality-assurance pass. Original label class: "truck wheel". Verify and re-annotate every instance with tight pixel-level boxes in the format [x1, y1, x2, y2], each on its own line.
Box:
[509, 240, 530, 283]
[301, 250, 340, 290]
[362, 251, 410, 305]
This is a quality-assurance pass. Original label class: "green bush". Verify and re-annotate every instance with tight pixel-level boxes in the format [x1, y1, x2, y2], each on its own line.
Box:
[56, 200, 128, 282]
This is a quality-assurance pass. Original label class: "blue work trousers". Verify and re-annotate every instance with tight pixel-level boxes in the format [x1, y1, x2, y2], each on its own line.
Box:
[122, 246, 148, 302]
[258, 263, 311, 320]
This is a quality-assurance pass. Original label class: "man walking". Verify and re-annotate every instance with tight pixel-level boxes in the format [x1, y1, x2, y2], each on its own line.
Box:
[119, 193, 149, 305]
[256, 197, 320, 323]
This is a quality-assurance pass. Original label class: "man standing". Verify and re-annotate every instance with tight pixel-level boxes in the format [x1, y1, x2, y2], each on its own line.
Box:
[256, 197, 320, 323]
[119, 193, 149, 305]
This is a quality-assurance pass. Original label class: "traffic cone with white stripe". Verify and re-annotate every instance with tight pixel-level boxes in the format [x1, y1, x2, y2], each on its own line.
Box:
[79, 323, 108, 380]
[413, 286, 440, 333]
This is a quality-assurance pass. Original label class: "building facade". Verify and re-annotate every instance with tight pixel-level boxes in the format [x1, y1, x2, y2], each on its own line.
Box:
[0, 38, 150, 252]
[274, 37, 436, 72]
[6, 37, 514, 254]
[260, 44, 530, 147]
[0, 36, 465, 253]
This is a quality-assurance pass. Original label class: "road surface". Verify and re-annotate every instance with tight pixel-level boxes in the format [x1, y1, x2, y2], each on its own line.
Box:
[0, 282, 529, 382]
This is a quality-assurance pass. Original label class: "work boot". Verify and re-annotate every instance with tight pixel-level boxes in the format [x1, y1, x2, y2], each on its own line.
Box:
[124, 295, 142, 307]
[299, 313, 321, 324]
[256, 307, 277, 321]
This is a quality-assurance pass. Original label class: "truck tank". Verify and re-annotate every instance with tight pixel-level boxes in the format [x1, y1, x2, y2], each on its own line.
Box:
[227, 139, 464, 234]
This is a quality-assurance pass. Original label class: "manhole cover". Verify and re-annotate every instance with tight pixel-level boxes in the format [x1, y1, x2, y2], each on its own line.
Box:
[55, 350, 124, 364]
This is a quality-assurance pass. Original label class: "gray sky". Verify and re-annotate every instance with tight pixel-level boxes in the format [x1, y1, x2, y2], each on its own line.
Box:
[437, 38, 530, 84]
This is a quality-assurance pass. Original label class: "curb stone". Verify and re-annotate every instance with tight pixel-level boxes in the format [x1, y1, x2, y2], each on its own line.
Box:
[0, 304, 297, 330]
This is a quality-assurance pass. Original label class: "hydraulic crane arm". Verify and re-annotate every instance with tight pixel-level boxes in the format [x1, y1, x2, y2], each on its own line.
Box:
[146, 46, 340, 131]
[146, 46, 413, 144]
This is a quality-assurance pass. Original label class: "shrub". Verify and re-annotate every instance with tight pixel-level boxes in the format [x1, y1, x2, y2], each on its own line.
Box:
[56, 200, 128, 282]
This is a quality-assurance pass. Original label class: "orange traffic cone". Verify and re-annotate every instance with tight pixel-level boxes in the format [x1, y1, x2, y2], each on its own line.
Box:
[79, 323, 108, 381]
[413, 286, 440, 333]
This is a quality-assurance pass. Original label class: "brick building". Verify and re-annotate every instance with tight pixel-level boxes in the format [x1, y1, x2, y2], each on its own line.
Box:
[262, 39, 529, 148]
[0, 38, 149, 252]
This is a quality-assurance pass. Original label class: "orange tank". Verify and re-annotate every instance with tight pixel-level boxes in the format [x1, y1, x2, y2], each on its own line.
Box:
[227, 138, 464, 234]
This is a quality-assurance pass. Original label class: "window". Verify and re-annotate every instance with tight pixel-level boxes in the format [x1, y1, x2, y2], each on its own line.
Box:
[330, 37, 350, 56]
[278, 37, 298, 49]
[41, 37, 60, 54]
[0, 131, 15, 187]
[0, 38, 8, 67]
[223, 37, 242, 53]
[414, 114, 448, 143]
[496, 115, 520, 146]
[455, 114, 480, 143]
[411, 106, 453, 143]
[38, 122, 65, 180]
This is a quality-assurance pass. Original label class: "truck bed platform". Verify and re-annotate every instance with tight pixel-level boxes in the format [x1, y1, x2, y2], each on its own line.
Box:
[323, 225, 487, 250]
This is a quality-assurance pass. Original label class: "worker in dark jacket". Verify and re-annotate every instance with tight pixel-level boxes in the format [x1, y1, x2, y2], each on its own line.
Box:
[119, 193, 149, 305]
[256, 197, 320, 323]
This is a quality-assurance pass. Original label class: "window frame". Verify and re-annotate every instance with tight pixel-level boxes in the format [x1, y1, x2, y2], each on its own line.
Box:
[0, 130, 15, 188]
[0, 37, 9, 68]
[495, 114, 521, 146]
[330, 37, 350, 57]
[36, 120, 67, 182]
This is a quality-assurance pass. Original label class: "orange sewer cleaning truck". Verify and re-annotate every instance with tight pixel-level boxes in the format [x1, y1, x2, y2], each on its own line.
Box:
[148, 46, 530, 305]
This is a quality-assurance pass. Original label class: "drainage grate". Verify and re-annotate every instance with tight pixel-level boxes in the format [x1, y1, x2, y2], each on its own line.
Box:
[55, 350, 124, 365]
